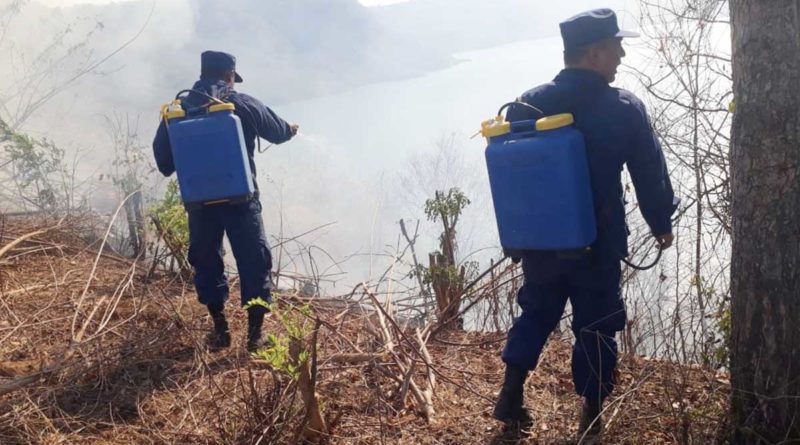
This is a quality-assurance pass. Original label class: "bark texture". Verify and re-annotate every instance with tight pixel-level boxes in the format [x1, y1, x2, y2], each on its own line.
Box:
[729, 1, 800, 442]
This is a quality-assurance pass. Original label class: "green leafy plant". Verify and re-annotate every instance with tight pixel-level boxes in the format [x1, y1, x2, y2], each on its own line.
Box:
[255, 333, 309, 380]
[1, 118, 75, 211]
[424, 188, 471, 226]
[150, 180, 188, 250]
[422, 188, 471, 329]
[251, 300, 312, 380]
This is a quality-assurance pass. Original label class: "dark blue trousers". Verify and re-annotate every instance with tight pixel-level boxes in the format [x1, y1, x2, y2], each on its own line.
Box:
[187, 199, 272, 309]
[501, 251, 626, 403]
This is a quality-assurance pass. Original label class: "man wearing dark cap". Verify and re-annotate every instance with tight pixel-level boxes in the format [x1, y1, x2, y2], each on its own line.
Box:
[153, 50, 298, 352]
[493, 9, 677, 443]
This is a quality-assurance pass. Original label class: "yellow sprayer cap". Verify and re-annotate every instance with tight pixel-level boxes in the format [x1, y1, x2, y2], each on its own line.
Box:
[480, 115, 511, 139]
[209, 102, 235, 113]
[535, 113, 574, 131]
[161, 100, 185, 120]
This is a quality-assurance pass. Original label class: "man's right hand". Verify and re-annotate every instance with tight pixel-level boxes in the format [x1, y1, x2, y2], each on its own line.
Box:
[655, 233, 674, 249]
[290, 124, 299, 136]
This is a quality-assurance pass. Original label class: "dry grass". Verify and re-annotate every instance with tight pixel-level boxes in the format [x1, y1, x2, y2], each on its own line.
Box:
[0, 215, 729, 444]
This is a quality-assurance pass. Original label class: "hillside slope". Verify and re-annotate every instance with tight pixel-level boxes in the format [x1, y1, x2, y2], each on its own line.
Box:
[0, 215, 728, 444]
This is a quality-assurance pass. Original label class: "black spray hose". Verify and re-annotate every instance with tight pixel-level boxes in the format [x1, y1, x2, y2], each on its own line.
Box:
[620, 244, 663, 271]
[174, 89, 225, 104]
[616, 205, 681, 271]
[497, 101, 546, 119]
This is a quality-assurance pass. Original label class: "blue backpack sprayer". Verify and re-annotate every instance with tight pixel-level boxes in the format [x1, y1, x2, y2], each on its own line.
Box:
[160, 90, 255, 210]
[481, 102, 663, 270]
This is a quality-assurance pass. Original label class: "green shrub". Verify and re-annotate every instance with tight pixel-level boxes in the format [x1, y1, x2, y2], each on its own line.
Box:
[150, 179, 189, 253]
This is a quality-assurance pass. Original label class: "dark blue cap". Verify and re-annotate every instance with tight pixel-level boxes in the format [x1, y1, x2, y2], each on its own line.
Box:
[559, 9, 639, 50]
[201, 50, 243, 83]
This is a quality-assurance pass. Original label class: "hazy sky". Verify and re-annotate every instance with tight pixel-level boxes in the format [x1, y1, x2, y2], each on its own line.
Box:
[9, 0, 640, 288]
[36, 0, 409, 6]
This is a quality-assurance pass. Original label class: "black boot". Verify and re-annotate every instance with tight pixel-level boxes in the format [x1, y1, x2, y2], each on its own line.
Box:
[206, 305, 231, 350]
[493, 364, 531, 423]
[246, 305, 269, 353]
[577, 399, 603, 444]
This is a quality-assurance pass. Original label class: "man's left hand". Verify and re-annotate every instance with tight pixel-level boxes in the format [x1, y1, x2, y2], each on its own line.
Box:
[655, 233, 674, 249]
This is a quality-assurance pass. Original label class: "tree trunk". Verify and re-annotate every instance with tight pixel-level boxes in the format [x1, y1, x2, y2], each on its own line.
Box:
[428, 252, 464, 330]
[125, 190, 144, 257]
[729, 1, 800, 442]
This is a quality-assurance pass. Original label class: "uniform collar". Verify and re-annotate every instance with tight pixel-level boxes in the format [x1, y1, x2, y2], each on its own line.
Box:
[192, 79, 232, 90]
[554, 68, 609, 90]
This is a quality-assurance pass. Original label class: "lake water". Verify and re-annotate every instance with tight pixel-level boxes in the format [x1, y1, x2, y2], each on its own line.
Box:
[255, 38, 566, 290]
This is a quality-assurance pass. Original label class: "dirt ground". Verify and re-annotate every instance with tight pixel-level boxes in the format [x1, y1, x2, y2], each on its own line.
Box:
[0, 215, 729, 444]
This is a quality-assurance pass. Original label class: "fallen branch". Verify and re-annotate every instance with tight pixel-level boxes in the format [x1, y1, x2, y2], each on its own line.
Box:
[362, 283, 436, 423]
[294, 320, 329, 443]
[0, 218, 64, 261]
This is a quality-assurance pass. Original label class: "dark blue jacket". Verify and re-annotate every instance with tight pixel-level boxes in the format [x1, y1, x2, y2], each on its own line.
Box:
[506, 68, 675, 257]
[153, 79, 294, 185]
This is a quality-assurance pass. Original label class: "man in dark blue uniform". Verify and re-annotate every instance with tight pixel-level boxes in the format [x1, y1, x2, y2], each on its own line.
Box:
[493, 9, 677, 442]
[153, 51, 298, 352]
